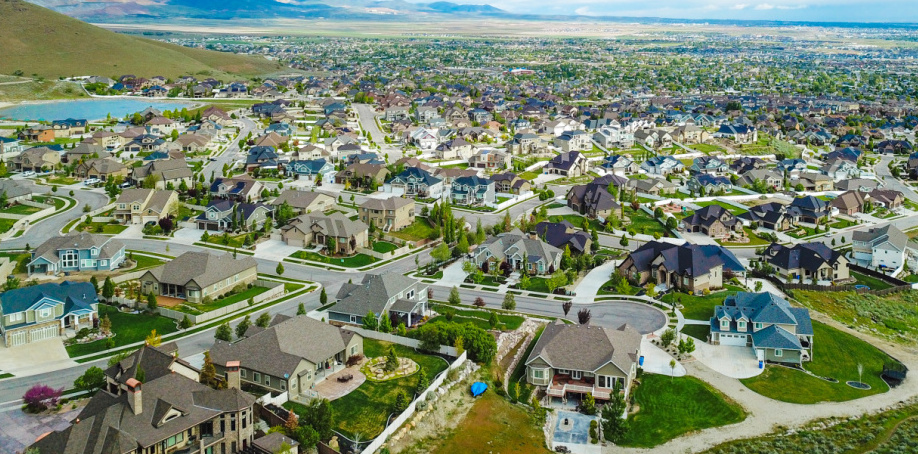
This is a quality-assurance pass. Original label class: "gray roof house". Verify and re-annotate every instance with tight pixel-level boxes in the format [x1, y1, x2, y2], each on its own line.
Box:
[525, 320, 641, 400]
[472, 230, 563, 276]
[852, 225, 917, 272]
[28, 232, 126, 276]
[140, 251, 258, 304]
[330, 273, 429, 328]
[710, 292, 814, 365]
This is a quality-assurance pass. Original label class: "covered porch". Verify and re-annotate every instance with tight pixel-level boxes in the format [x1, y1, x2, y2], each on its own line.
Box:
[389, 299, 428, 328]
[545, 373, 616, 401]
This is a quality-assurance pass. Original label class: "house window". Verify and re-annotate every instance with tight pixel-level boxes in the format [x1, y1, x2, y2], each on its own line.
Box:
[737, 321, 746, 331]
[281, 383, 286, 391]
[754, 322, 763, 330]
[81, 259, 97, 268]
[774, 349, 783, 357]
[350, 315, 358, 324]
[532, 369, 545, 379]
[265, 376, 270, 387]
[254, 372, 261, 382]
[39, 309, 51, 319]
[351, 346, 357, 356]
[240, 369, 246, 378]
[61, 250, 78, 268]
[100, 260, 107, 267]
[166, 433, 184, 448]
[720, 320, 729, 330]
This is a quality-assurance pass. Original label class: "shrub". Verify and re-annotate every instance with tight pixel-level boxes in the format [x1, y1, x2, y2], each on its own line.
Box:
[346, 354, 364, 367]
[23, 385, 62, 413]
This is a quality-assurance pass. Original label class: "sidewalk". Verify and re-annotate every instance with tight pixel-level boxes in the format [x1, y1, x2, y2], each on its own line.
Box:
[571, 261, 617, 304]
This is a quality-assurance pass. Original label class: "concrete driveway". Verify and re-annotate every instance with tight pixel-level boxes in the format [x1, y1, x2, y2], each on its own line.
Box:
[255, 239, 302, 262]
[639, 337, 686, 377]
[114, 223, 143, 239]
[171, 227, 204, 245]
[572, 261, 617, 304]
[438, 261, 468, 288]
[693, 341, 763, 379]
[0, 339, 74, 377]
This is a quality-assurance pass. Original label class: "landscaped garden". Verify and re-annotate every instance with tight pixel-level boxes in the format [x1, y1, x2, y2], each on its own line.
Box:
[286, 339, 448, 439]
[430, 303, 525, 331]
[681, 324, 711, 341]
[547, 214, 604, 231]
[740, 321, 893, 404]
[65, 304, 179, 357]
[388, 217, 439, 242]
[73, 219, 128, 234]
[174, 286, 271, 315]
[290, 250, 378, 268]
[0, 203, 42, 216]
[717, 227, 771, 247]
[618, 373, 746, 447]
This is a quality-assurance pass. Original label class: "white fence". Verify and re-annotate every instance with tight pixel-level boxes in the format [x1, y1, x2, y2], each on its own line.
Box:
[346, 326, 458, 357]
[363, 351, 467, 454]
[114, 279, 285, 324]
[355, 244, 412, 260]
[256, 390, 289, 408]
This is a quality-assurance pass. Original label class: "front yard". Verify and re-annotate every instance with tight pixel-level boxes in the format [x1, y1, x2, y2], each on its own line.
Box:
[371, 241, 399, 254]
[0, 219, 15, 234]
[430, 303, 525, 331]
[286, 339, 449, 439]
[73, 220, 128, 235]
[618, 373, 746, 447]
[65, 304, 179, 357]
[547, 214, 604, 232]
[175, 286, 271, 315]
[0, 251, 30, 273]
[388, 217, 439, 242]
[0, 203, 42, 216]
[290, 250, 378, 268]
[624, 207, 670, 236]
[740, 321, 893, 404]
[662, 285, 745, 321]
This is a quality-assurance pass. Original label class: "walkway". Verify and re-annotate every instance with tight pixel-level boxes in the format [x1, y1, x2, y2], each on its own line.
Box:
[571, 261, 617, 304]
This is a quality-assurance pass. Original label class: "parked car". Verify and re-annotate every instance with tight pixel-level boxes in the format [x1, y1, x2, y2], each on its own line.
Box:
[84, 178, 100, 186]
[21, 171, 35, 177]
[119, 181, 133, 189]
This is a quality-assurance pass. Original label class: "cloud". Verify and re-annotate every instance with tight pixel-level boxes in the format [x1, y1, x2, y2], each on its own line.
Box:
[574, 6, 596, 15]
[730, 3, 749, 9]
[754, 3, 775, 9]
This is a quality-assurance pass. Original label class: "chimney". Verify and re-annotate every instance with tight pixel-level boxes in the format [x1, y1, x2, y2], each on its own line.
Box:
[225, 361, 241, 390]
[126, 378, 142, 415]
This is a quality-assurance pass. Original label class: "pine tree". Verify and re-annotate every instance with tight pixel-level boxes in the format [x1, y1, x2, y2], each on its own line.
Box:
[199, 351, 218, 388]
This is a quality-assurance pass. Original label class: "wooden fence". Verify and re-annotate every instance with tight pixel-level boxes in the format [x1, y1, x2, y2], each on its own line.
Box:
[751, 271, 913, 296]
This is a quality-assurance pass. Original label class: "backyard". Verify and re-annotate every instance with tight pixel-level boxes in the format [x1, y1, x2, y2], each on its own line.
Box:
[175, 286, 271, 315]
[624, 207, 670, 236]
[850, 271, 894, 291]
[130, 254, 167, 271]
[509, 325, 545, 405]
[0, 219, 15, 234]
[371, 241, 399, 254]
[618, 373, 746, 447]
[388, 217, 439, 242]
[693, 201, 748, 215]
[0, 203, 42, 216]
[65, 304, 179, 357]
[428, 391, 551, 454]
[740, 321, 893, 404]
[286, 339, 449, 439]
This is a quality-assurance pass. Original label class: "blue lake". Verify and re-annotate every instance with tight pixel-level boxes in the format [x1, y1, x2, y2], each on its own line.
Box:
[0, 98, 197, 121]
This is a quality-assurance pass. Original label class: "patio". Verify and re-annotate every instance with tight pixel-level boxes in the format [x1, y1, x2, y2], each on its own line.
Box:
[311, 365, 366, 401]
[551, 411, 601, 454]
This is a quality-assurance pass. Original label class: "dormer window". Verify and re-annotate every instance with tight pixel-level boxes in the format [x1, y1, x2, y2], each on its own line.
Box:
[720, 319, 730, 330]
[737, 321, 747, 331]
[754, 322, 763, 330]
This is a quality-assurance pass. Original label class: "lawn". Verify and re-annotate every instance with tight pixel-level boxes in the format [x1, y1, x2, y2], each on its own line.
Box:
[131, 254, 167, 271]
[694, 201, 748, 215]
[33, 196, 67, 211]
[717, 227, 771, 247]
[45, 176, 78, 185]
[187, 286, 270, 313]
[519, 276, 551, 293]
[618, 373, 746, 447]
[740, 321, 892, 404]
[691, 143, 725, 154]
[662, 285, 744, 321]
[519, 171, 541, 181]
[0, 204, 41, 216]
[0, 251, 31, 273]
[389, 217, 439, 242]
[624, 207, 669, 236]
[786, 226, 821, 239]
[430, 303, 525, 330]
[790, 290, 918, 344]
[850, 271, 894, 291]
[431, 391, 551, 454]
[65, 304, 179, 357]
[0, 219, 15, 234]
[286, 339, 448, 439]
[202, 232, 249, 248]
[547, 214, 604, 232]
[681, 324, 711, 341]
[597, 278, 641, 296]
[371, 241, 399, 254]
[290, 250, 378, 268]
[74, 221, 128, 234]
[829, 219, 856, 229]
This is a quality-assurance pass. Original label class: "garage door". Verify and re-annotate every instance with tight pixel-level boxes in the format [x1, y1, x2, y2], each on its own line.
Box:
[720, 333, 748, 346]
[29, 325, 58, 343]
[7, 330, 27, 347]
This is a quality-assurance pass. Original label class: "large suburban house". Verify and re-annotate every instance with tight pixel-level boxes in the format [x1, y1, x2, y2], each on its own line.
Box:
[681, 205, 743, 239]
[131, 158, 194, 190]
[113, 189, 179, 225]
[472, 230, 563, 276]
[469, 148, 511, 170]
[0, 281, 98, 347]
[74, 158, 129, 181]
[280, 212, 369, 255]
[384, 167, 446, 199]
[7, 146, 61, 172]
[211, 315, 364, 399]
[543, 151, 588, 177]
[710, 292, 814, 365]
[271, 190, 336, 214]
[330, 273, 429, 327]
[451, 175, 496, 207]
[640, 156, 684, 176]
[195, 200, 273, 231]
[28, 233, 126, 276]
[618, 241, 744, 294]
[140, 251, 258, 304]
[209, 177, 264, 203]
[567, 178, 621, 220]
[553, 131, 592, 152]
[491, 172, 532, 195]
[534, 221, 593, 254]
[525, 320, 641, 401]
[761, 242, 850, 283]
[739, 202, 800, 231]
[29, 344, 257, 454]
[852, 225, 916, 272]
[790, 196, 832, 224]
[359, 197, 415, 232]
[714, 124, 758, 144]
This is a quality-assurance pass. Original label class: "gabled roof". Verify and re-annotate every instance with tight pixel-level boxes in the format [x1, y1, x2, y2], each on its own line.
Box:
[525, 320, 640, 373]
[762, 242, 845, 272]
[146, 251, 257, 289]
[333, 273, 421, 317]
[31, 232, 125, 265]
[0, 281, 96, 316]
[624, 241, 744, 277]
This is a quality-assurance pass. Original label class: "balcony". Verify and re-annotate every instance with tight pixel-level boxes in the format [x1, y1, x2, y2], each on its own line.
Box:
[546, 375, 612, 400]
[171, 432, 224, 454]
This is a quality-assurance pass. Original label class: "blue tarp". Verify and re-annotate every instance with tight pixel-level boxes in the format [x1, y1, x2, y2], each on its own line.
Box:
[471, 382, 488, 397]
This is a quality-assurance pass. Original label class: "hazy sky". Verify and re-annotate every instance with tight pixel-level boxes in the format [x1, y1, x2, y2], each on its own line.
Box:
[424, 0, 918, 23]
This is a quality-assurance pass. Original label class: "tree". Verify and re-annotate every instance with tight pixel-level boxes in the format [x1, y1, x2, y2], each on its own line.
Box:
[683, 336, 696, 356]
[474, 296, 486, 307]
[284, 411, 299, 435]
[142, 173, 161, 189]
[754, 281, 764, 292]
[562, 301, 573, 316]
[416, 368, 429, 395]
[394, 390, 409, 413]
[102, 277, 115, 300]
[645, 282, 658, 299]
[300, 398, 335, 441]
[319, 288, 328, 306]
[378, 312, 393, 333]
[99, 314, 112, 335]
[215, 322, 233, 341]
[454, 336, 465, 356]
[90, 276, 100, 293]
[502, 293, 516, 310]
[199, 351, 219, 388]
[601, 391, 629, 442]
[255, 312, 271, 328]
[276, 262, 285, 275]
[180, 315, 193, 329]
[660, 328, 676, 348]
[577, 308, 592, 325]
[448, 286, 461, 305]
[545, 270, 567, 295]
[297, 303, 307, 315]
[670, 359, 677, 380]
[146, 292, 158, 312]
[453, 235, 469, 256]
[620, 236, 629, 247]
[23, 384, 62, 412]
[145, 329, 162, 347]
[362, 311, 379, 331]
[385, 345, 399, 372]
[488, 311, 499, 328]
[431, 242, 450, 264]
[582, 392, 597, 415]
[236, 315, 252, 339]
[73, 366, 105, 394]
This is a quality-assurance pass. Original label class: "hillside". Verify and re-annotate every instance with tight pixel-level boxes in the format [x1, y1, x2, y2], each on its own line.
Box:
[0, 0, 282, 79]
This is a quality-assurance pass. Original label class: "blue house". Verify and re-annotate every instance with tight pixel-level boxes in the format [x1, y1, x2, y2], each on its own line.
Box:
[710, 292, 814, 365]
[451, 175, 495, 207]
[0, 281, 99, 347]
[286, 159, 336, 181]
[27, 233, 126, 276]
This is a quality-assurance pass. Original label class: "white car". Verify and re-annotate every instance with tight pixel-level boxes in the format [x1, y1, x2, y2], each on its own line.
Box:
[84, 178, 100, 186]
[21, 171, 35, 177]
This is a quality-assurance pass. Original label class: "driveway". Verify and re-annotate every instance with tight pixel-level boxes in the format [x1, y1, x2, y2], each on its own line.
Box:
[692, 341, 763, 379]
[0, 339, 74, 377]
[254, 239, 302, 262]
[0, 404, 84, 454]
[552, 411, 601, 454]
[171, 227, 204, 245]
[114, 223, 143, 239]
[572, 261, 617, 304]
[639, 337, 686, 377]
[438, 261, 468, 288]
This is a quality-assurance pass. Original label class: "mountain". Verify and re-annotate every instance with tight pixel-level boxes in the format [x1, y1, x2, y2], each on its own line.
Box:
[0, 0, 282, 78]
[423, 2, 504, 14]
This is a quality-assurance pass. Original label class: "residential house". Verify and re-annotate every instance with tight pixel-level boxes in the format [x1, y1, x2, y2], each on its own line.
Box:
[869, 189, 904, 210]
[829, 190, 866, 215]
[730, 157, 766, 174]
[626, 177, 678, 197]
[681, 205, 743, 238]
[335, 163, 389, 189]
[737, 169, 783, 190]
[790, 196, 832, 224]
[209, 177, 264, 203]
[28, 344, 256, 454]
[469, 148, 511, 170]
[672, 123, 708, 144]
[330, 273, 429, 327]
[245, 146, 280, 172]
[50, 119, 87, 138]
[0, 281, 97, 347]
[435, 138, 475, 160]
[739, 202, 799, 231]
[285, 159, 336, 183]
[821, 160, 861, 180]
[491, 172, 532, 195]
[688, 174, 733, 194]
[280, 212, 369, 254]
[472, 230, 563, 275]
[714, 124, 757, 144]
[600, 155, 639, 175]
[196, 200, 273, 232]
[852, 225, 915, 271]
[506, 133, 544, 155]
[776, 159, 807, 174]
[0, 179, 36, 204]
[710, 292, 813, 365]
[145, 116, 179, 136]
[796, 172, 834, 192]
[640, 156, 684, 176]
[174, 133, 211, 153]
[74, 158, 128, 181]
[385, 107, 410, 122]
[113, 189, 179, 225]
[125, 134, 167, 154]
[451, 175, 496, 207]
[384, 167, 446, 199]
[618, 241, 744, 294]
[131, 158, 193, 190]
[553, 131, 591, 152]
[0, 136, 23, 155]
[19, 125, 55, 143]
[690, 157, 729, 175]
[835, 178, 882, 192]
[567, 179, 620, 220]
[359, 197, 415, 232]
[525, 320, 641, 401]
[7, 146, 61, 172]
[593, 125, 634, 149]
[140, 251, 257, 303]
[63, 143, 110, 164]
[211, 315, 363, 398]
[28, 233, 126, 276]
[271, 190, 335, 214]
[544, 151, 588, 177]
[534, 221, 592, 254]
[761, 242, 850, 283]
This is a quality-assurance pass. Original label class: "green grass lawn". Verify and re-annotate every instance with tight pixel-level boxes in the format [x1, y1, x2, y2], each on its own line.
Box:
[681, 324, 711, 341]
[717, 227, 771, 247]
[830, 219, 856, 229]
[598, 278, 640, 296]
[286, 339, 448, 439]
[202, 233, 249, 248]
[741, 321, 892, 404]
[663, 285, 744, 321]
[624, 207, 669, 236]
[786, 225, 821, 239]
[131, 255, 167, 271]
[75, 222, 128, 234]
[519, 171, 541, 181]
[430, 303, 524, 330]
[519, 276, 551, 293]
[618, 373, 746, 447]
[45, 176, 78, 185]
[691, 143, 725, 154]
[694, 201, 748, 215]
[0, 219, 15, 234]
[389, 217, 439, 242]
[791, 290, 918, 344]
[850, 271, 894, 291]
[431, 391, 551, 454]
[547, 214, 604, 232]
[371, 241, 399, 254]
[0, 251, 31, 273]
[0, 204, 42, 216]
[290, 250, 378, 268]
[189, 286, 270, 313]
[65, 305, 178, 357]
[33, 196, 67, 211]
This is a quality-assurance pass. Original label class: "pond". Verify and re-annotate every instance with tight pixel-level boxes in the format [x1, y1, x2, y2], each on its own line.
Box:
[0, 98, 197, 122]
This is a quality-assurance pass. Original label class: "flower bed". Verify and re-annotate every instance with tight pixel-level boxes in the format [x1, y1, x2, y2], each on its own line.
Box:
[360, 356, 419, 382]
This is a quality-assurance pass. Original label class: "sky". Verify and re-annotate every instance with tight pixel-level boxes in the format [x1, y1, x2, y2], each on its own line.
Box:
[418, 0, 918, 23]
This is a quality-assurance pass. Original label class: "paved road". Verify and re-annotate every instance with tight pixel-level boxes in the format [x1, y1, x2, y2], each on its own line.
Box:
[877, 155, 918, 202]
[353, 103, 402, 161]
[3, 188, 110, 250]
[201, 116, 256, 181]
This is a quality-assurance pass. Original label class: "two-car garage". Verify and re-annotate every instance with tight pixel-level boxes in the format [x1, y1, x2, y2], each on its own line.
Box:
[4, 324, 59, 347]
[716, 332, 749, 347]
